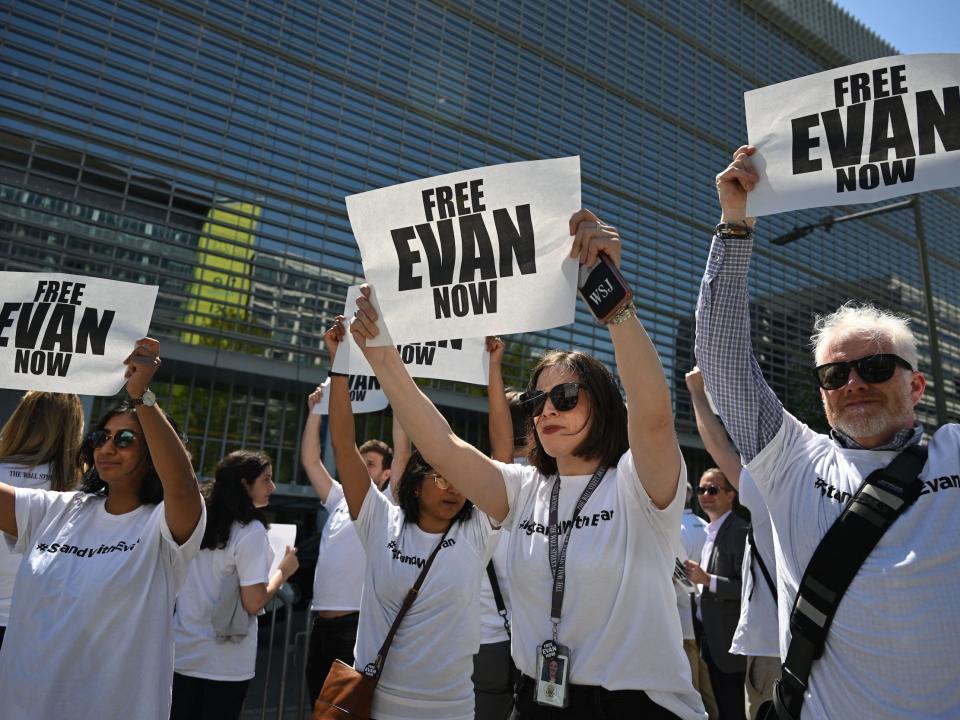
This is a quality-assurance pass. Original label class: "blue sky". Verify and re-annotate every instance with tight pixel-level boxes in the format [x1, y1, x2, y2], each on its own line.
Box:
[833, 0, 960, 53]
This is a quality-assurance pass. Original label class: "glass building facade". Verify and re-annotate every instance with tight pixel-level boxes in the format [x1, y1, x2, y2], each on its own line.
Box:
[1, 0, 958, 498]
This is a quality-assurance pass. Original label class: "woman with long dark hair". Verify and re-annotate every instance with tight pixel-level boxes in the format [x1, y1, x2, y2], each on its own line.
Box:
[322, 320, 500, 720]
[171, 450, 299, 720]
[0, 338, 205, 720]
[0, 391, 84, 650]
[348, 211, 706, 719]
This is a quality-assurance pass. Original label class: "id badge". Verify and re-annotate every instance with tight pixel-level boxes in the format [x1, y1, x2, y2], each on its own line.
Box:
[535, 641, 571, 708]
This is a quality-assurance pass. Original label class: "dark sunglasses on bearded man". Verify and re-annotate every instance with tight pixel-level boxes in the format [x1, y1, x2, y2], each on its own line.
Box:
[814, 353, 912, 391]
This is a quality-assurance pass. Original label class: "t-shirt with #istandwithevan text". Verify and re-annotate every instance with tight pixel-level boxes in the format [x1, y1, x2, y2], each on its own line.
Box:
[0, 488, 205, 720]
[352, 483, 498, 720]
[499, 450, 706, 720]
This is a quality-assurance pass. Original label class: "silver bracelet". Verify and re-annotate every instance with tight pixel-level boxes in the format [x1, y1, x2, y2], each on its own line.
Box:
[608, 304, 637, 326]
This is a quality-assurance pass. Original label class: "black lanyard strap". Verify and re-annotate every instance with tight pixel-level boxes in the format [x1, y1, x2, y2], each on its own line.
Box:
[547, 465, 607, 635]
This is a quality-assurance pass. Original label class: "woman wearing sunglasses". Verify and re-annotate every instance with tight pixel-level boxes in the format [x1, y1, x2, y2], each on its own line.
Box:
[349, 210, 705, 720]
[0, 338, 205, 720]
[0, 391, 84, 652]
[322, 320, 500, 720]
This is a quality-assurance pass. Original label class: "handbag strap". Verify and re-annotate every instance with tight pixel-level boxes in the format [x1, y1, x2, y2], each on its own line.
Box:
[747, 526, 778, 602]
[364, 523, 452, 679]
[486, 560, 510, 636]
[771, 444, 927, 720]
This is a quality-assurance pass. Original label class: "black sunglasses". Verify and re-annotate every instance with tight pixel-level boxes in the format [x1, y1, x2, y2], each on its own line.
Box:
[696, 485, 729, 496]
[519, 382, 582, 417]
[88, 429, 138, 449]
[814, 353, 912, 391]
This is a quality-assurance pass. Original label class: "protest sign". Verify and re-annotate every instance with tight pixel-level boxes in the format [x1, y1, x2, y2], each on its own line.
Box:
[311, 375, 389, 415]
[333, 286, 489, 385]
[346, 157, 581, 344]
[745, 53, 960, 217]
[266, 524, 297, 578]
[0, 272, 157, 394]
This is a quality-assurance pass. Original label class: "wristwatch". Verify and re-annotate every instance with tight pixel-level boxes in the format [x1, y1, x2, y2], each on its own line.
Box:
[131, 389, 157, 407]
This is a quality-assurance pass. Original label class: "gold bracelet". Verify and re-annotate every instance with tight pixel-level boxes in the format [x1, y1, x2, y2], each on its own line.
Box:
[608, 304, 636, 326]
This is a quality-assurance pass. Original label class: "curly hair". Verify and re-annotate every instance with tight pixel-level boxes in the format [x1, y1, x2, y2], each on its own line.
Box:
[396, 449, 472, 526]
[201, 450, 271, 550]
[79, 402, 183, 505]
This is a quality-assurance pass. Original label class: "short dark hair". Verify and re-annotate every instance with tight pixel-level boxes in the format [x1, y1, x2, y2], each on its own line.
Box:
[79, 402, 185, 505]
[359, 439, 393, 470]
[701, 467, 735, 492]
[525, 350, 628, 475]
[396, 449, 473, 526]
[506, 390, 530, 452]
[202, 450, 271, 550]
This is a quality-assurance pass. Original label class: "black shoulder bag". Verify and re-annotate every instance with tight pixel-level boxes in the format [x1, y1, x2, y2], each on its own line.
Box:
[765, 444, 927, 720]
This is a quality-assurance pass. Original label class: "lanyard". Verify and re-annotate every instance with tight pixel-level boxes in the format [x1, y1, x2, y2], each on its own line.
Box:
[547, 465, 607, 642]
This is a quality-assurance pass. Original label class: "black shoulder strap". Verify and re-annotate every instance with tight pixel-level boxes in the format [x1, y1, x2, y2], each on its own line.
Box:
[771, 444, 927, 720]
[747, 526, 778, 602]
[486, 560, 510, 636]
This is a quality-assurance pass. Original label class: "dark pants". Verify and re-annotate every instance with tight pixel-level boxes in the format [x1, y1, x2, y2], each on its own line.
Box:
[702, 639, 747, 720]
[170, 672, 250, 720]
[511, 675, 681, 720]
[305, 612, 360, 705]
[0, 625, 5, 653]
[473, 640, 515, 720]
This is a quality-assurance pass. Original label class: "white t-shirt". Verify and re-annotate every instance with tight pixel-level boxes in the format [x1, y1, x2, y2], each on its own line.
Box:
[676, 508, 708, 641]
[0, 461, 52, 625]
[0, 488, 205, 720]
[730, 469, 779, 658]
[500, 451, 706, 720]
[748, 415, 960, 718]
[478, 530, 511, 644]
[312, 482, 366, 612]
[353, 484, 498, 720]
[174, 519, 273, 680]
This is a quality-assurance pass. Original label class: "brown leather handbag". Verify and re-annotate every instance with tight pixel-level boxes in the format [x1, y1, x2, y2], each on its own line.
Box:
[312, 526, 451, 720]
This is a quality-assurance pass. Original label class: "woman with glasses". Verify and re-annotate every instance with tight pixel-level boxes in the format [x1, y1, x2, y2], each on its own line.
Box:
[0, 391, 84, 651]
[171, 450, 299, 720]
[0, 338, 205, 720]
[321, 320, 500, 720]
[349, 210, 705, 720]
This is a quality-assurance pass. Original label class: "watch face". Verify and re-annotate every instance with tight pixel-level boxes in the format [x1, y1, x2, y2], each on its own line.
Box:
[141, 390, 157, 406]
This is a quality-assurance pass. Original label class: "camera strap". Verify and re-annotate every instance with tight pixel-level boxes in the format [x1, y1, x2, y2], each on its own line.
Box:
[547, 465, 607, 642]
[769, 444, 927, 720]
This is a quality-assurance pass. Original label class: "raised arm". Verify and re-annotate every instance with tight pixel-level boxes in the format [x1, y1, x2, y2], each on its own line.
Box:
[685, 367, 744, 489]
[240, 546, 300, 614]
[694, 145, 783, 464]
[570, 210, 680, 509]
[125, 339, 202, 545]
[0, 483, 15, 538]
[324, 320, 377, 520]
[300, 386, 335, 503]
[351, 292, 509, 522]
[388, 412, 410, 502]
[486, 336, 515, 464]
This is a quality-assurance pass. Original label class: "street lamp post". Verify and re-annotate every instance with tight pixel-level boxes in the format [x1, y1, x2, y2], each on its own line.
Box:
[772, 195, 948, 429]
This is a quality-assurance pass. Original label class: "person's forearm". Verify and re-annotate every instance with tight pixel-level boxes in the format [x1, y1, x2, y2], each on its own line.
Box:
[690, 391, 743, 488]
[328, 375, 374, 517]
[487, 359, 514, 463]
[0, 482, 17, 538]
[301, 413, 334, 501]
[695, 234, 783, 463]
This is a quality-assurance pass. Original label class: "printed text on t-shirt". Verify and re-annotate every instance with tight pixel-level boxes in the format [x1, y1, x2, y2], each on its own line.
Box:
[34, 538, 141, 558]
[386, 537, 455, 568]
[814, 472, 960, 505]
[517, 510, 615, 537]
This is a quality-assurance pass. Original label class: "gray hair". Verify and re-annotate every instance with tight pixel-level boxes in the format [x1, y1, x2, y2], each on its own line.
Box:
[811, 302, 918, 370]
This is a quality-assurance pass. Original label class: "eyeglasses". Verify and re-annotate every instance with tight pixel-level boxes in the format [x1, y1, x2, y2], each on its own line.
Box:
[519, 383, 582, 417]
[814, 353, 912, 391]
[88, 429, 138, 449]
[696, 485, 729, 496]
[426, 473, 451, 491]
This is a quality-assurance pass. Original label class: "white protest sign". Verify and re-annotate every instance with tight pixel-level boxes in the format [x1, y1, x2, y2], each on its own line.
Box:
[346, 157, 581, 344]
[311, 375, 389, 415]
[745, 53, 960, 217]
[333, 286, 489, 385]
[0, 272, 158, 394]
[266, 523, 297, 578]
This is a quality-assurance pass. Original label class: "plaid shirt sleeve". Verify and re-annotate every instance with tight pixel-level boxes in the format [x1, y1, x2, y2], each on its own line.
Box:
[694, 234, 784, 463]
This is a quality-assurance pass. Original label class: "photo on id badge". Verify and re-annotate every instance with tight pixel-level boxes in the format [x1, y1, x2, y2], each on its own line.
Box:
[535, 643, 570, 708]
